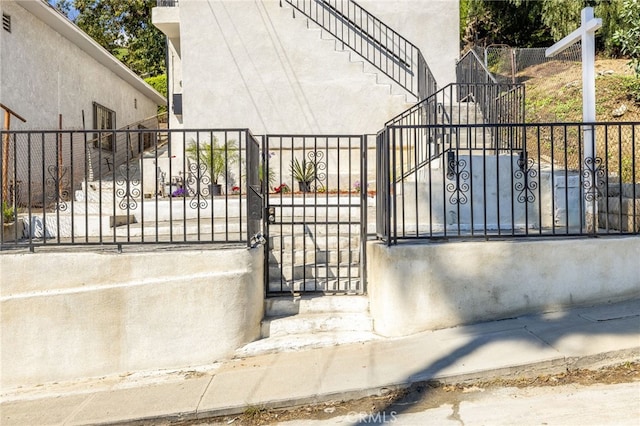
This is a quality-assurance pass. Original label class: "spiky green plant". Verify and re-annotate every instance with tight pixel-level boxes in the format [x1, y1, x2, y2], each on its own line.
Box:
[186, 137, 238, 184]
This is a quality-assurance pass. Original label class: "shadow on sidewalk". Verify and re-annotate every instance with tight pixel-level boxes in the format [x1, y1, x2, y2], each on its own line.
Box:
[356, 299, 640, 425]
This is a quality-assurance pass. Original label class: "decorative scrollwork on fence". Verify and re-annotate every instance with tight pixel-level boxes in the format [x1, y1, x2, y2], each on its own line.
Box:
[115, 164, 141, 210]
[583, 156, 605, 202]
[445, 155, 470, 205]
[514, 155, 538, 203]
[307, 150, 327, 192]
[45, 165, 70, 211]
[186, 162, 210, 209]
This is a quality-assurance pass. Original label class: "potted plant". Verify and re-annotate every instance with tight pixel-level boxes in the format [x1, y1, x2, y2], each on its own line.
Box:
[186, 137, 238, 196]
[2, 201, 18, 242]
[290, 157, 316, 192]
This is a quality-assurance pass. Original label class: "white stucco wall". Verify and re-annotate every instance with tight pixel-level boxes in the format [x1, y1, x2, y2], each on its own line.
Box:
[0, 1, 162, 131]
[0, 247, 264, 389]
[167, 41, 184, 129]
[368, 237, 640, 336]
[357, 0, 459, 87]
[160, 0, 461, 134]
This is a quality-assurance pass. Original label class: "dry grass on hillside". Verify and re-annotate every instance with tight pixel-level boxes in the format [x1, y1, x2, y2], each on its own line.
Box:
[518, 59, 639, 182]
[522, 58, 640, 123]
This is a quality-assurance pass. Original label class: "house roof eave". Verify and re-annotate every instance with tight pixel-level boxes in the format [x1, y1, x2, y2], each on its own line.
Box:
[16, 0, 166, 106]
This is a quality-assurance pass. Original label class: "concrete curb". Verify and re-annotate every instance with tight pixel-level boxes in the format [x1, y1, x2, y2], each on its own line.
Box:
[101, 349, 640, 426]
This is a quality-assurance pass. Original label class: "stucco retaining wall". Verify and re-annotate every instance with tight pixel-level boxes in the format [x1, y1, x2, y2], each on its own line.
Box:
[368, 237, 640, 337]
[0, 247, 263, 389]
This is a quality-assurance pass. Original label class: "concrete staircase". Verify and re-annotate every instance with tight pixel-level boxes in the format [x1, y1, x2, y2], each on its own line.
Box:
[278, 0, 415, 112]
[235, 295, 379, 358]
[22, 164, 250, 241]
[265, 195, 375, 294]
[267, 225, 362, 294]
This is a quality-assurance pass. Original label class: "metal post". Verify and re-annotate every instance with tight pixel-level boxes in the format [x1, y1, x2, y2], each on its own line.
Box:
[1, 103, 26, 203]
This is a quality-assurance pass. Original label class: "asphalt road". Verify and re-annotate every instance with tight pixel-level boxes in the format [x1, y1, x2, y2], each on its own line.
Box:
[275, 381, 640, 426]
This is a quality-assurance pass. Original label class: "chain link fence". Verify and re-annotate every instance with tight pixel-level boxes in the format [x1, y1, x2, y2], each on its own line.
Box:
[474, 43, 582, 84]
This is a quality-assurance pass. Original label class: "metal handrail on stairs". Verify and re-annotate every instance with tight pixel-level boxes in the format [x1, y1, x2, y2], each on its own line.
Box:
[381, 80, 525, 185]
[283, 0, 436, 100]
[456, 50, 526, 143]
[87, 112, 169, 181]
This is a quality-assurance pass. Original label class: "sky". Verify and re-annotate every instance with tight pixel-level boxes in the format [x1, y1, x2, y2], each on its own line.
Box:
[48, 0, 80, 21]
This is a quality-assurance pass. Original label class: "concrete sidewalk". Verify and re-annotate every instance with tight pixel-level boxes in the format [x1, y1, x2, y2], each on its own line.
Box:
[2, 299, 639, 426]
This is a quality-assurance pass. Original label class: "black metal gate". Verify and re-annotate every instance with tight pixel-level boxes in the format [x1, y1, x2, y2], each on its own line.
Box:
[263, 135, 368, 295]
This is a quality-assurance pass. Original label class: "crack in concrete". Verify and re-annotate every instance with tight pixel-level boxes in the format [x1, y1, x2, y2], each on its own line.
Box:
[195, 373, 216, 415]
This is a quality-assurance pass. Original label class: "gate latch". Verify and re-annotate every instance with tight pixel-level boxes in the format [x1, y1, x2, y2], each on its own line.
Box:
[266, 207, 276, 224]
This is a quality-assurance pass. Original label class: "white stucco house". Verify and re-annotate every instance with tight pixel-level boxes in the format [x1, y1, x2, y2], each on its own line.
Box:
[0, 0, 165, 131]
[0, 0, 166, 204]
[153, 0, 460, 135]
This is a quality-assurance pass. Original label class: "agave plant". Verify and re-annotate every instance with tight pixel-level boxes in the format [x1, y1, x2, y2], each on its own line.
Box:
[290, 157, 316, 184]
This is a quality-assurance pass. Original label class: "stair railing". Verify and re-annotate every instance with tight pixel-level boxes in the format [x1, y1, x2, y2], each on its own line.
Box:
[87, 112, 169, 181]
[456, 49, 525, 123]
[381, 79, 525, 187]
[284, 0, 436, 100]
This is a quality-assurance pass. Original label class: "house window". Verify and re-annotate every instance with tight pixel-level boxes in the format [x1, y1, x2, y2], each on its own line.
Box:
[137, 124, 155, 152]
[3, 14, 11, 33]
[93, 102, 116, 151]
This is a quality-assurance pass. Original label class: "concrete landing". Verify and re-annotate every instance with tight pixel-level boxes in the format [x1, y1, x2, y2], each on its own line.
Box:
[237, 295, 378, 357]
[2, 299, 639, 426]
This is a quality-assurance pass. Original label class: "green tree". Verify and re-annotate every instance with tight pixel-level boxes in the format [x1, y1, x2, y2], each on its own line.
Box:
[145, 74, 168, 113]
[50, 0, 74, 18]
[612, 0, 640, 76]
[144, 74, 167, 98]
[49, 0, 166, 77]
[539, 0, 624, 54]
[461, 0, 625, 53]
[462, 0, 553, 48]
[594, 0, 624, 55]
[538, 0, 583, 41]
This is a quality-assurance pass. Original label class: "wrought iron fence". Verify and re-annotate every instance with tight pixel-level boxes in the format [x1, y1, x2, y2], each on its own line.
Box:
[386, 83, 526, 178]
[262, 134, 370, 294]
[156, 0, 179, 6]
[389, 83, 524, 126]
[457, 49, 497, 86]
[0, 128, 262, 249]
[284, 0, 437, 100]
[456, 50, 526, 121]
[377, 122, 639, 244]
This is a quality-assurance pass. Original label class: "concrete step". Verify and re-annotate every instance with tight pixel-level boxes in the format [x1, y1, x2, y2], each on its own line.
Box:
[59, 196, 248, 221]
[22, 214, 246, 240]
[262, 311, 373, 338]
[234, 330, 380, 358]
[238, 296, 376, 356]
[269, 263, 360, 282]
[265, 295, 370, 316]
[70, 193, 362, 223]
[267, 278, 363, 294]
[266, 207, 362, 222]
[269, 234, 360, 251]
[449, 102, 484, 125]
[268, 248, 360, 265]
